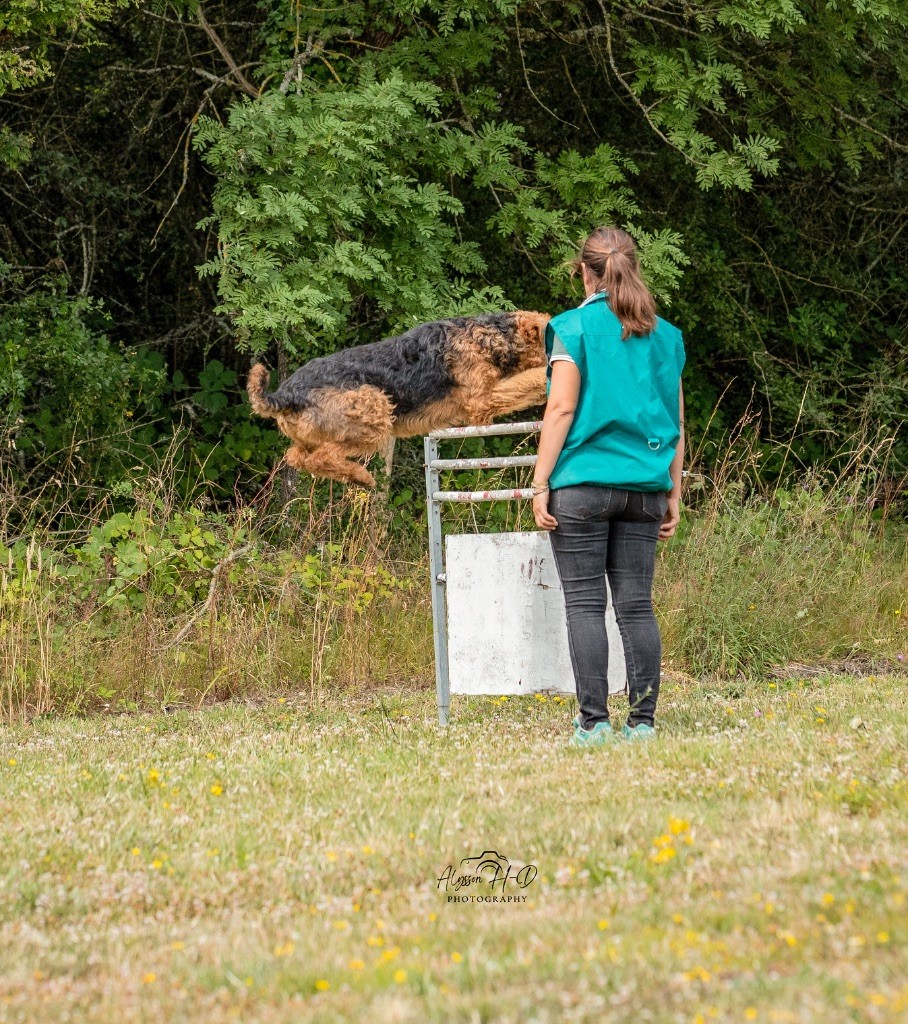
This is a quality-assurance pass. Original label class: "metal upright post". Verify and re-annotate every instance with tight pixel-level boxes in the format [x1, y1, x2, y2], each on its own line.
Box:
[424, 435, 450, 725]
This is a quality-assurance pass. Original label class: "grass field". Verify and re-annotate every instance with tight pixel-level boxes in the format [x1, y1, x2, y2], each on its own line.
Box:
[1, 673, 905, 1023]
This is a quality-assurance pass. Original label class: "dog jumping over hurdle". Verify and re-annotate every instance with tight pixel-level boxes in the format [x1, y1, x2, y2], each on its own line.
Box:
[247, 311, 550, 487]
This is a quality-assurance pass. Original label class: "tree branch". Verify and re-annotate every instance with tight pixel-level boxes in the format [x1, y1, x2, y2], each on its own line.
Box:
[197, 5, 258, 99]
[168, 544, 253, 647]
[280, 33, 316, 94]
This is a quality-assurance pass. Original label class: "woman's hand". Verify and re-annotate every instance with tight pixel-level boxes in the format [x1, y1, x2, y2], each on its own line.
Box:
[658, 495, 680, 540]
[533, 491, 558, 531]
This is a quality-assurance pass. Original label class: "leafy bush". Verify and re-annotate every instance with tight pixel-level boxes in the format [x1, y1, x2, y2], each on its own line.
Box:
[67, 508, 236, 612]
[0, 287, 165, 489]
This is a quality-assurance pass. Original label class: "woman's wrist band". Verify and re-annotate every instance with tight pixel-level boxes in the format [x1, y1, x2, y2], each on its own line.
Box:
[531, 481, 550, 495]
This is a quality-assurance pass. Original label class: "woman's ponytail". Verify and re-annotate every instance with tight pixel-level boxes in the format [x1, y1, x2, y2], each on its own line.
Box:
[571, 227, 656, 340]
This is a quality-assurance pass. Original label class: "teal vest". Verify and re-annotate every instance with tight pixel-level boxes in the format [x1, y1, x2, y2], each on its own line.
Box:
[545, 294, 685, 492]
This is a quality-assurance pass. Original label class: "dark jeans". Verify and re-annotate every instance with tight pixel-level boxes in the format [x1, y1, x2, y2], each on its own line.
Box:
[548, 485, 668, 730]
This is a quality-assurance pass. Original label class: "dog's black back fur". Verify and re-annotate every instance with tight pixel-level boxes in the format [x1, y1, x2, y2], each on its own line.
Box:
[261, 313, 516, 415]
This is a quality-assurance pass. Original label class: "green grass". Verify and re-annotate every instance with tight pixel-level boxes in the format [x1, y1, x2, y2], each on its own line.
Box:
[1, 675, 905, 1023]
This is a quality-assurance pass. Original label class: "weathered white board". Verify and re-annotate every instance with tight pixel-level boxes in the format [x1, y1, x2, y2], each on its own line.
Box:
[445, 531, 627, 696]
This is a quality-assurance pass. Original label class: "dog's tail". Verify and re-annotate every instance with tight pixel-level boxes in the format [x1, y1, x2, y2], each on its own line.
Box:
[247, 364, 282, 418]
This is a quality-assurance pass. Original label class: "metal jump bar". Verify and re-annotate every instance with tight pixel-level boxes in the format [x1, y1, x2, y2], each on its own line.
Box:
[433, 487, 535, 502]
[429, 455, 538, 471]
[424, 421, 542, 725]
[428, 420, 542, 439]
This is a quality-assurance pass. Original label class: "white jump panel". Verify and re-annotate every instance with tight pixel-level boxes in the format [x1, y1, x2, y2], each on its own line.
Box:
[445, 531, 627, 696]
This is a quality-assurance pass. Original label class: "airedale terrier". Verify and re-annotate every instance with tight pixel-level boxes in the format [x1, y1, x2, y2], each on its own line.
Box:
[247, 311, 550, 487]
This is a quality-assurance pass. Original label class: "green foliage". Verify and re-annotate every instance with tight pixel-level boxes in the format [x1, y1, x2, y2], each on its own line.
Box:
[110, 354, 286, 502]
[0, 288, 164, 482]
[1, 509, 409, 619]
[67, 507, 236, 612]
[196, 74, 517, 358]
[1, 508, 234, 613]
[0, 0, 128, 97]
[289, 542, 410, 613]
[0, 288, 283, 509]
[1, 0, 907, 505]
[490, 144, 689, 301]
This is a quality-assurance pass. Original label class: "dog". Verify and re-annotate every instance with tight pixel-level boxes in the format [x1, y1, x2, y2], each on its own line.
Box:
[247, 311, 550, 487]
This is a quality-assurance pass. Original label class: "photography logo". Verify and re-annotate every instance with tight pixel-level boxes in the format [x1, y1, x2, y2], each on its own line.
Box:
[436, 850, 538, 904]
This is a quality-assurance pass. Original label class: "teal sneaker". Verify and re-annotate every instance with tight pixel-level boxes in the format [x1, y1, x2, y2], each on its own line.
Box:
[570, 720, 617, 748]
[622, 723, 656, 741]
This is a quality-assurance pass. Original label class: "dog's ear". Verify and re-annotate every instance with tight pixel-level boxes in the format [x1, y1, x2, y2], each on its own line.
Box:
[523, 312, 548, 349]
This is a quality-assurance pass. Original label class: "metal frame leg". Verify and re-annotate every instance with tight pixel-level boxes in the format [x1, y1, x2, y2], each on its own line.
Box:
[424, 436, 450, 725]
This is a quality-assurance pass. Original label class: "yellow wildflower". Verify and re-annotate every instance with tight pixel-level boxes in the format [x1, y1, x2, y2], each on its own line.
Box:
[650, 846, 676, 864]
[683, 966, 711, 983]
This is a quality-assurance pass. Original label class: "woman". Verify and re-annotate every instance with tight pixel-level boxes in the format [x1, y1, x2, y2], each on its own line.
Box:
[532, 226, 685, 747]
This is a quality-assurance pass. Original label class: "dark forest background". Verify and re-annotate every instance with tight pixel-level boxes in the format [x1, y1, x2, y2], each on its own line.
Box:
[2, 0, 906, 519]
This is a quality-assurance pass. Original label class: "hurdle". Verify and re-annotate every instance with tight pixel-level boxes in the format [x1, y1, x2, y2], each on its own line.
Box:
[424, 422, 628, 726]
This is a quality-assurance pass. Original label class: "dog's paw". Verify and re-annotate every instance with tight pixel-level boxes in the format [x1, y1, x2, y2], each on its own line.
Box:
[351, 470, 376, 489]
[285, 446, 309, 470]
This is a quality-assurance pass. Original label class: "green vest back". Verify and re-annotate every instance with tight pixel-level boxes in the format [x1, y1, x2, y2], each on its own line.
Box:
[545, 294, 685, 492]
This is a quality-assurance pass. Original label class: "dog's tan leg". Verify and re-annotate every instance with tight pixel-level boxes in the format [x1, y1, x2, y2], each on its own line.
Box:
[485, 366, 548, 418]
[285, 444, 313, 470]
[286, 385, 395, 488]
[296, 443, 378, 488]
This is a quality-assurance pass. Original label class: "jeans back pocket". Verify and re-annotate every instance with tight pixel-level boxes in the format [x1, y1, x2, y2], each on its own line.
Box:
[551, 485, 615, 521]
[641, 491, 668, 522]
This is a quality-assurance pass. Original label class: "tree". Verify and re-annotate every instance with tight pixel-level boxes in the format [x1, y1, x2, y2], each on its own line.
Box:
[0, 0, 905, 506]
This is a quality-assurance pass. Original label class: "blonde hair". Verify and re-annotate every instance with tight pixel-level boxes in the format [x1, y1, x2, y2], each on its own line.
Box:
[571, 227, 656, 340]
